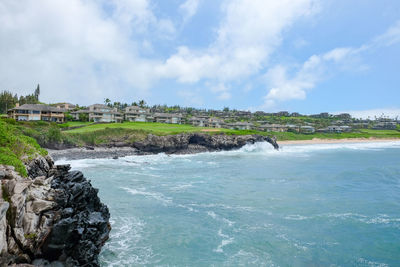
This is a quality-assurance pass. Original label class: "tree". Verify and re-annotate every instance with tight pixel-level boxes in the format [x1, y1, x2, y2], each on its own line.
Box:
[79, 113, 89, 122]
[34, 84, 40, 101]
[0, 90, 18, 113]
[131, 102, 138, 106]
[104, 98, 111, 107]
[64, 112, 73, 122]
[139, 100, 146, 108]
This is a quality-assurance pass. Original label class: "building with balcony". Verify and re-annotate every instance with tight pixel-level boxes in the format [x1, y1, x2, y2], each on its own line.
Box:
[7, 104, 66, 122]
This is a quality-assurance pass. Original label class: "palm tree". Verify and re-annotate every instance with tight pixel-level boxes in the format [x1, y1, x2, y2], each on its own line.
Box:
[139, 100, 146, 108]
[104, 98, 111, 107]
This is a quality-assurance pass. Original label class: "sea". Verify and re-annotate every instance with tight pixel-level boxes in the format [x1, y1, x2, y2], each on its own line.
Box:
[57, 141, 400, 266]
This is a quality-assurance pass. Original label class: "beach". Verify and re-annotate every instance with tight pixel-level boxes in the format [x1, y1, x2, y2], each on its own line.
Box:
[279, 138, 400, 145]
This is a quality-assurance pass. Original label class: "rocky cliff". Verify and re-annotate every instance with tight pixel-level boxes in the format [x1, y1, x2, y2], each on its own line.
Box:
[0, 156, 110, 266]
[133, 133, 279, 154]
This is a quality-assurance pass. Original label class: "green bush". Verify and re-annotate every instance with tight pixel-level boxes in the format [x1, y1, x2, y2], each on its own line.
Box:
[0, 147, 27, 177]
[0, 120, 47, 176]
[47, 125, 62, 143]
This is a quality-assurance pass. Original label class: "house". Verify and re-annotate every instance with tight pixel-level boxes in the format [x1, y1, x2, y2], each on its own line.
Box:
[54, 103, 76, 110]
[258, 124, 288, 132]
[373, 122, 397, 130]
[124, 106, 152, 122]
[208, 117, 224, 128]
[334, 113, 352, 120]
[8, 104, 66, 123]
[70, 109, 89, 121]
[153, 113, 182, 124]
[71, 104, 123, 123]
[226, 122, 254, 130]
[340, 125, 352, 132]
[317, 125, 343, 133]
[88, 104, 123, 123]
[287, 124, 300, 132]
[311, 112, 330, 118]
[189, 116, 207, 127]
[275, 111, 290, 117]
[300, 125, 315, 134]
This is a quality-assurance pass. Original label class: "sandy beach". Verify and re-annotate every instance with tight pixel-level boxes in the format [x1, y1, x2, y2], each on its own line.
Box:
[279, 138, 400, 145]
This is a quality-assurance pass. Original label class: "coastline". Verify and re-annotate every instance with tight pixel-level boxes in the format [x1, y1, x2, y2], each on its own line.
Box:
[279, 137, 400, 145]
[48, 137, 400, 161]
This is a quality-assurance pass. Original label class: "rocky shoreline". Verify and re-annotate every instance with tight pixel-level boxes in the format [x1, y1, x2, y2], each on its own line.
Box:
[0, 156, 111, 266]
[49, 133, 279, 160]
[0, 133, 278, 265]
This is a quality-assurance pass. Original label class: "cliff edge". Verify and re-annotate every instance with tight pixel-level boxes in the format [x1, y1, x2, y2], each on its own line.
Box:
[0, 155, 110, 266]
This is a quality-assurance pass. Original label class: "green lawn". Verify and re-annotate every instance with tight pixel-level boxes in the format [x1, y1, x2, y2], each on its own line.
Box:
[65, 122, 227, 135]
[59, 121, 93, 128]
[64, 121, 400, 140]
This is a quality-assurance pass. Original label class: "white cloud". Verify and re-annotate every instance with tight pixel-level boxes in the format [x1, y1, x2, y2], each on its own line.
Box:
[0, 0, 162, 104]
[157, 0, 319, 90]
[293, 38, 309, 49]
[263, 47, 356, 108]
[210, 83, 231, 100]
[110, 0, 176, 37]
[372, 20, 400, 47]
[262, 19, 400, 109]
[0, 0, 320, 105]
[180, 0, 200, 24]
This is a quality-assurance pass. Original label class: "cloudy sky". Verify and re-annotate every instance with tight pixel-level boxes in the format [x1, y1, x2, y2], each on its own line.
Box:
[1, 0, 399, 116]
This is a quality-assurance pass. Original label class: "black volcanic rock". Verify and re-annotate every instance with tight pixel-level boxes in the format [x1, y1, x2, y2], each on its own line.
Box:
[133, 133, 279, 154]
[0, 157, 110, 266]
[42, 169, 111, 266]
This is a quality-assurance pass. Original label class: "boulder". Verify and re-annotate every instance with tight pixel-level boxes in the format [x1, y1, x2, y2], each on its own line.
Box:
[0, 156, 110, 266]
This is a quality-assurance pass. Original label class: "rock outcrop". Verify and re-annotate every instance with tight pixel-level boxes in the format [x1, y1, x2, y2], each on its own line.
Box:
[133, 133, 279, 154]
[0, 156, 110, 266]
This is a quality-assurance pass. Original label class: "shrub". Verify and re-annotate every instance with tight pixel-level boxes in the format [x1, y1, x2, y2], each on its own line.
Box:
[0, 147, 27, 177]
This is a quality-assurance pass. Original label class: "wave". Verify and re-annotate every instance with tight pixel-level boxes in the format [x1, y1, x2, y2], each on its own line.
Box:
[121, 187, 172, 206]
[99, 216, 155, 266]
[283, 212, 400, 227]
[240, 140, 400, 154]
[55, 140, 400, 170]
[214, 229, 234, 253]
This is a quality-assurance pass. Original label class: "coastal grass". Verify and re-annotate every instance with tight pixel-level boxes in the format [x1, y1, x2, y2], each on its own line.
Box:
[64, 121, 400, 142]
[0, 119, 48, 176]
[66, 127, 149, 146]
[58, 121, 92, 128]
[65, 122, 221, 135]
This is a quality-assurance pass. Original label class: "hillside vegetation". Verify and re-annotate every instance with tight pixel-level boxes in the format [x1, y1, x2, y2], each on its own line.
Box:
[0, 119, 47, 176]
[1, 120, 400, 162]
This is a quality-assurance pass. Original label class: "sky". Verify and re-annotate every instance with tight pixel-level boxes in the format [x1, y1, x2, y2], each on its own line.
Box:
[0, 0, 400, 118]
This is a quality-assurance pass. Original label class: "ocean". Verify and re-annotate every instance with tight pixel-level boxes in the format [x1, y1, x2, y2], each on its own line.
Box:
[57, 141, 400, 266]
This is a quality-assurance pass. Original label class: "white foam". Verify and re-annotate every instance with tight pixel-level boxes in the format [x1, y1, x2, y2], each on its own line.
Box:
[122, 187, 172, 205]
[207, 211, 217, 219]
[237, 140, 400, 157]
[357, 257, 389, 267]
[99, 216, 155, 266]
[214, 229, 234, 253]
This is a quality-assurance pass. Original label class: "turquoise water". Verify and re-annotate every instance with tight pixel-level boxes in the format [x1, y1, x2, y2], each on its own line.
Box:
[58, 141, 400, 266]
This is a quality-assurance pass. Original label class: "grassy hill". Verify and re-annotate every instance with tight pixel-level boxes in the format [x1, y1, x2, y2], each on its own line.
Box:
[0, 119, 47, 176]
[63, 121, 400, 140]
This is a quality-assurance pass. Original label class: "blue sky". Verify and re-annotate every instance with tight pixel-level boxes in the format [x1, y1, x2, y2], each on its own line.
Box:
[0, 0, 399, 117]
